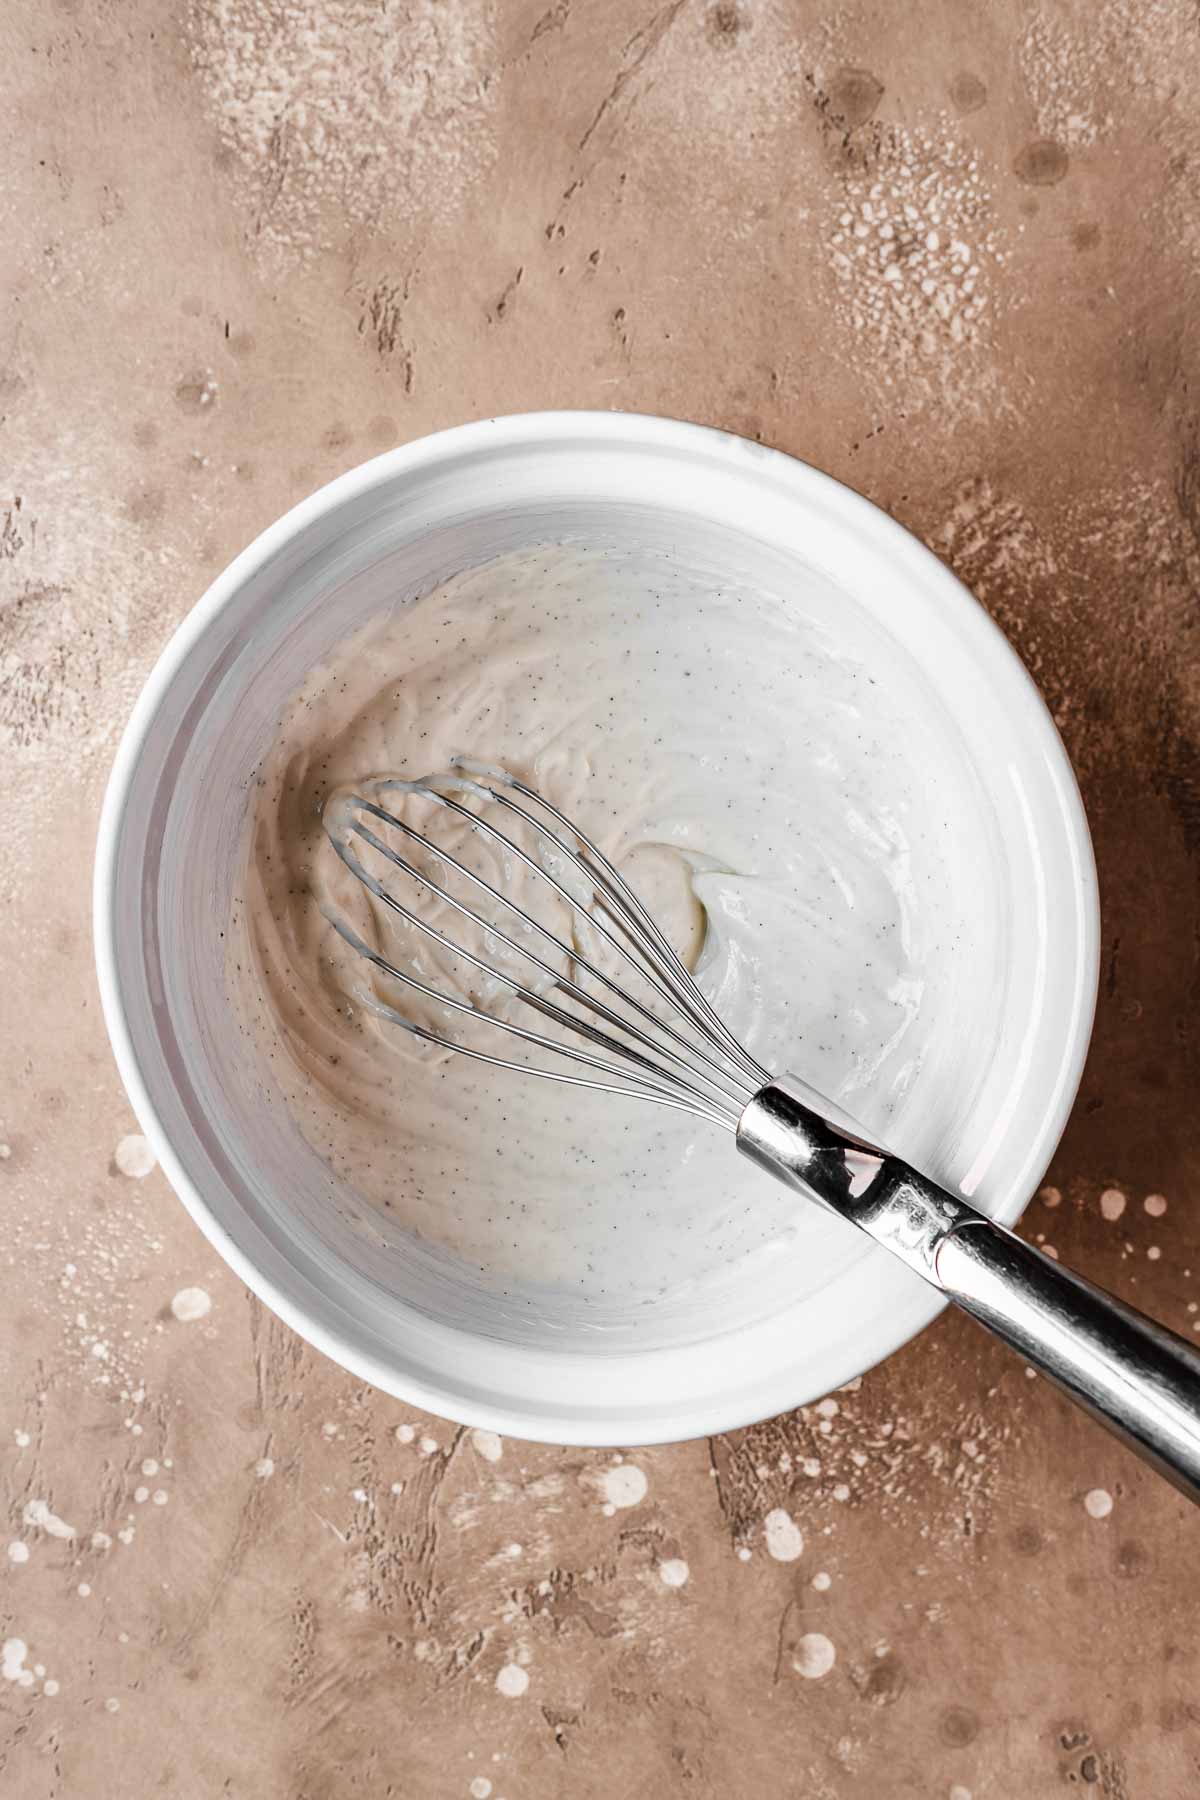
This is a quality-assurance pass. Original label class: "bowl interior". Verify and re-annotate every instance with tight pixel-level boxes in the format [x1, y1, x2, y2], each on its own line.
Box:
[98, 417, 1097, 1442]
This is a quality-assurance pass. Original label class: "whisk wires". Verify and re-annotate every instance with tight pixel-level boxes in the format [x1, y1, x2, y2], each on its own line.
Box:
[322, 761, 771, 1131]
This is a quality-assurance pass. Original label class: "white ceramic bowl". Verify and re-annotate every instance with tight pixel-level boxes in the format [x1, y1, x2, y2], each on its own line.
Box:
[94, 412, 1099, 1444]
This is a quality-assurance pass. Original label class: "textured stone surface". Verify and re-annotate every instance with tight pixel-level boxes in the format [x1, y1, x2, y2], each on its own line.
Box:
[3, 1, 1200, 1794]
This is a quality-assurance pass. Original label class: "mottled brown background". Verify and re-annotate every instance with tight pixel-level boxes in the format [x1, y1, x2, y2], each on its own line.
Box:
[3, 0, 1199, 1795]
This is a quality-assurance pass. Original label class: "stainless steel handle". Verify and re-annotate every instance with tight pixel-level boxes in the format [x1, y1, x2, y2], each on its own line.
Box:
[738, 1075, 1200, 1503]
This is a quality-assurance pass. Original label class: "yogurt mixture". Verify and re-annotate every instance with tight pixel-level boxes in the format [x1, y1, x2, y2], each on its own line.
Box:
[233, 543, 994, 1329]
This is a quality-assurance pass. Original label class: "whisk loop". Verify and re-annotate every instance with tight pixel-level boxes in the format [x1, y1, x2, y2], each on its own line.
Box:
[321, 761, 770, 1131]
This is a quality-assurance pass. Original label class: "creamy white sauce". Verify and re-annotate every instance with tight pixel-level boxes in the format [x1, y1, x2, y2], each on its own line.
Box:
[233, 543, 996, 1332]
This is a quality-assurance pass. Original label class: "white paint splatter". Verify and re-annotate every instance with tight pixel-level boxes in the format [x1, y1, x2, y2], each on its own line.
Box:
[77, 1583, 91, 1598]
[1084, 1487, 1113, 1519]
[22, 1499, 76, 1540]
[2, 1639, 32, 1686]
[793, 1632, 837, 1679]
[13, 1430, 31, 1448]
[43, 1679, 59, 1696]
[114, 1134, 156, 1178]
[471, 1428, 503, 1462]
[736, 1545, 752, 1562]
[395, 1423, 415, 1444]
[92, 1532, 112, 1550]
[764, 1508, 804, 1562]
[598, 1464, 647, 1511]
[950, 1787, 974, 1800]
[1147, 1245, 1162, 1261]
[815, 1398, 839, 1419]
[187, 0, 498, 273]
[419, 1436, 439, 1457]
[152, 1490, 169, 1506]
[255, 1457, 275, 1480]
[134, 1487, 149, 1504]
[1100, 1188, 1126, 1221]
[495, 1662, 529, 1698]
[812, 1570, 832, 1591]
[468, 1781, 493, 1800]
[141, 1459, 159, 1477]
[170, 1286, 211, 1322]
[824, 119, 1005, 419]
[1144, 1193, 1168, 1217]
[1039, 1185, 1061, 1208]
[6, 1542, 29, 1565]
[659, 1558, 689, 1588]
[105, 1696, 120, 1713]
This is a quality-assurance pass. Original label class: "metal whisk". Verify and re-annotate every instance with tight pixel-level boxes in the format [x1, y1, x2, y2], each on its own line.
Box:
[323, 761, 1200, 1503]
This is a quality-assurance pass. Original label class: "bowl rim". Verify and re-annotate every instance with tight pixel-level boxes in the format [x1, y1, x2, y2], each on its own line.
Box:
[93, 409, 1100, 1444]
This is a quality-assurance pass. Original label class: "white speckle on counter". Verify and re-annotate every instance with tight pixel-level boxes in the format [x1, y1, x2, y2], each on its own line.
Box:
[495, 1662, 529, 1698]
[140, 1459, 159, 1477]
[1084, 1487, 1113, 1519]
[255, 1458, 275, 1479]
[134, 1487, 149, 1504]
[114, 1134, 156, 1178]
[764, 1508, 804, 1562]
[152, 1490, 168, 1506]
[22, 1499, 76, 1540]
[1144, 1193, 1168, 1217]
[659, 1558, 689, 1588]
[812, 1570, 832, 1591]
[43, 1679, 60, 1696]
[105, 1697, 120, 1713]
[598, 1464, 647, 1511]
[170, 1287, 211, 1322]
[395, 1423, 415, 1444]
[13, 1430, 31, 1448]
[92, 1532, 112, 1550]
[77, 1582, 91, 1597]
[736, 1545, 752, 1562]
[2, 1639, 31, 1684]
[949, 1787, 974, 1800]
[419, 1436, 439, 1457]
[1147, 1245, 1161, 1261]
[471, 1428, 503, 1462]
[6, 1542, 29, 1564]
[469, 1780, 493, 1799]
[792, 1632, 836, 1679]
[1099, 1188, 1126, 1221]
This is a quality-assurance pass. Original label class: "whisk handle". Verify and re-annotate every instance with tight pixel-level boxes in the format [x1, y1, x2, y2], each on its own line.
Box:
[738, 1075, 1200, 1504]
